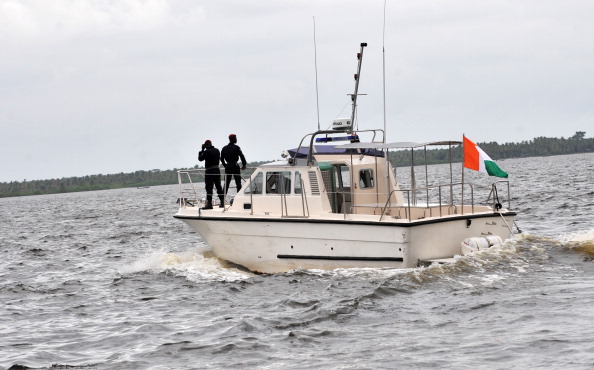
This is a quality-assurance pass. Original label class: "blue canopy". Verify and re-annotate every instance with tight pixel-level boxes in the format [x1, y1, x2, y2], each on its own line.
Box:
[287, 145, 385, 159]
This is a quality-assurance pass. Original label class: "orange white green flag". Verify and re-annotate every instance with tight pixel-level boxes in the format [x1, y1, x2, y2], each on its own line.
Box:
[463, 136, 508, 178]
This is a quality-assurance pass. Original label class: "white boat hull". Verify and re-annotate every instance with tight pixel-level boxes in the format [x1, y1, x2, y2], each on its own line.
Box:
[175, 211, 516, 273]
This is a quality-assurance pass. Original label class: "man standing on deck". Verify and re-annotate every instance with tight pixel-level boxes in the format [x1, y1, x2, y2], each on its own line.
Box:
[198, 140, 224, 209]
[221, 134, 247, 194]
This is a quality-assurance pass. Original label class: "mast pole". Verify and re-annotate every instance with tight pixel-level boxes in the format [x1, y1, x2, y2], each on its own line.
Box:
[350, 42, 367, 133]
[461, 134, 466, 215]
[382, 0, 391, 210]
[382, 0, 387, 144]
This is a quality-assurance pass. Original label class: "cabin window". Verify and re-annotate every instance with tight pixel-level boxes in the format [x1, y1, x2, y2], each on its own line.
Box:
[339, 165, 351, 187]
[265, 171, 292, 195]
[244, 172, 263, 195]
[359, 169, 374, 189]
[294, 171, 303, 194]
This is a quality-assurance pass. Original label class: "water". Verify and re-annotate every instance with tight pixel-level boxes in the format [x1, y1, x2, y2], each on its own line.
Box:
[1, 153, 593, 369]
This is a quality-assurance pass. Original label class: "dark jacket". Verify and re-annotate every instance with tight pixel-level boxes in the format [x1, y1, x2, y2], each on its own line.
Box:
[221, 143, 247, 168]
[199, 147, 221, 169]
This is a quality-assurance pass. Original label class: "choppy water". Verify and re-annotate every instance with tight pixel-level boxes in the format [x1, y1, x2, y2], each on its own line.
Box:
[1, 153, 593, 369]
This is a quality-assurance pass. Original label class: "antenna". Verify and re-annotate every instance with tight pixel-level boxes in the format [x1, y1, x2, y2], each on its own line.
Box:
[313, 16, 321, 131]
[382, 0, 387, 143]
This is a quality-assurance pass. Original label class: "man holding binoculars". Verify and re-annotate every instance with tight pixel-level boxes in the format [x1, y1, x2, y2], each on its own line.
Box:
[198, 140, 224, 209]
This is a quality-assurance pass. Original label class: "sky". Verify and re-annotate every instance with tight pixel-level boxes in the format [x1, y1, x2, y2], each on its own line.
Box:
[1, 0, 593, 182]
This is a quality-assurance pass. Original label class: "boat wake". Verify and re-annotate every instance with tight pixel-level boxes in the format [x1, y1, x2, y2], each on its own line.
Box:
[283, 237, 534, 284]
[120, 246, 255, 282]
[120, 228, 593, 284]
[559, 228, 594, 256]
[516, 228, 594, 258]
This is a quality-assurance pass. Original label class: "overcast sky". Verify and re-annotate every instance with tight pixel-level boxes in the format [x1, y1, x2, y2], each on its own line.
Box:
[1, 0, 593, 182]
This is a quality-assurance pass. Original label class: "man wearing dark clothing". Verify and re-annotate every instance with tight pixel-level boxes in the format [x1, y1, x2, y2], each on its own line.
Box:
[221, 134, 247, 194]
[198, 140, 224, 209]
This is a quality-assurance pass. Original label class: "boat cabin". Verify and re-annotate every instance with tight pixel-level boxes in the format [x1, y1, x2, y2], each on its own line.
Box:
[227, 129, 404, 218]
[219, 127, 496, 222]
[176, 125, 506, 223]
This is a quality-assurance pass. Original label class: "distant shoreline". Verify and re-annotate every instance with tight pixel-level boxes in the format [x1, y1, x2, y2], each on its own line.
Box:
[1, 133, 592, 198]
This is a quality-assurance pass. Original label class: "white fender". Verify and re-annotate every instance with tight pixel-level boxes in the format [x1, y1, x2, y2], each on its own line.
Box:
[461, 235, 503, 255]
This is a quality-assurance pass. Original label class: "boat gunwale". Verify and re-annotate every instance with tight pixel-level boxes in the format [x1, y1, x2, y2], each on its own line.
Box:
[173, 210, 517, 227]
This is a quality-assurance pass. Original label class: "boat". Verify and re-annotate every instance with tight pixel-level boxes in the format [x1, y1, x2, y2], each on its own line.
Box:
[174, 43, 518, 273]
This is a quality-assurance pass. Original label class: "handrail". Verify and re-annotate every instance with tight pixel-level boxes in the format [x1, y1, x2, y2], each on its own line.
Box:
[292, 128, 386, 166]
[379, 189, 409, 221]
[177, 169, 204, 206]
[280, 176, 288, 216]
[485, 180, 512, 211]
[374, 182, 475, 221]
[177, 168, 253, 209]
[300, 177, 310, 217]
[178, 168, 506, 223]
[278, 173, 310, 218]
[178, 168, 312, 218]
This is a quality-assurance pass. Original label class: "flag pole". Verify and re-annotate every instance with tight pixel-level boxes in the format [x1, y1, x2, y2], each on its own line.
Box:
[461, 134, 465, 215]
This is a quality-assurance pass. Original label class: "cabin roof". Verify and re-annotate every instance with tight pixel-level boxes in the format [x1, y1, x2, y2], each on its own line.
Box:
[262, 160, 291, 166]
[287, 145, 385, 159]
[338, 140, 462, 149]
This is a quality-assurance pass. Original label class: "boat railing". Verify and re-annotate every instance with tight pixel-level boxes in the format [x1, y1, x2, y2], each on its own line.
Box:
[279, 176, 310, 218]
[177, 168, 253, 209]
[177, 169, 203, 207]
[373, 180, 512, 222]
[367, 182, 475, 221]
[292, 129, 385, 166]
[485, 180, 512, 211]
[176, 168, 310, 217]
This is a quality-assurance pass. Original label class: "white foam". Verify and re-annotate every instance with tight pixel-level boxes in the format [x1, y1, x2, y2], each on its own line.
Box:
[558, 228, 594, 243]
[120, 247, 255, 282]
[302, 267, 413, 280]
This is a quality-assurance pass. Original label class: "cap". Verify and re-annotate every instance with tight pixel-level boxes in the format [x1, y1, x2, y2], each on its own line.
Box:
[204, 140, 212, 145]
[229, 134, 236, 139]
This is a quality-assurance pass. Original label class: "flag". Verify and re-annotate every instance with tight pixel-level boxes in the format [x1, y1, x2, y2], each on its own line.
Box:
[463, 136, 508, 178]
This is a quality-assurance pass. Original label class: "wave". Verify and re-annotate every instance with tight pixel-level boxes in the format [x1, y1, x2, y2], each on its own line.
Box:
[558, 228, 594, 256]
[120, 246, 255, 282]
[285, 267, 413, 281]
[508, 228, 594, 260]
[559, 228, 594, 243]
[118, 228, 593, 284]
[284, 237, 538, 289]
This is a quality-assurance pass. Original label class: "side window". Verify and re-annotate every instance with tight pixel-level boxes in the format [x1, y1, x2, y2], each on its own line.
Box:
[359, 169, 374, 189]
[244, 172, 263, 194]
[333, 167, 341, 188]
[294, 171, 302, 194]
[340, 165, 351, 187]
[266, 171, 292, 194]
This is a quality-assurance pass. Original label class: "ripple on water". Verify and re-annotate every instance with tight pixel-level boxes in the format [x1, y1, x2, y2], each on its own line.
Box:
[2, 157, 594, 368]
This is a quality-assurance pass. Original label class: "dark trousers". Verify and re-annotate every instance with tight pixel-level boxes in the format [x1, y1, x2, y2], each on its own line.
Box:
[224, 164, 242, 194]
[205, 168, 223, 201]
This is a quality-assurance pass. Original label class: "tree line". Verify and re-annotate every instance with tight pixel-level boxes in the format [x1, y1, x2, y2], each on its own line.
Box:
[0, 162, 269, 198]
[0, 169, 182, 198]
[1, 132, 591, 198]
[389, 131, 592, 166]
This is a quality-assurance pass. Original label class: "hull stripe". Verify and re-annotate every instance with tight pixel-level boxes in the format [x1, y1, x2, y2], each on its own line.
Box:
[277, 254, 404, 262]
